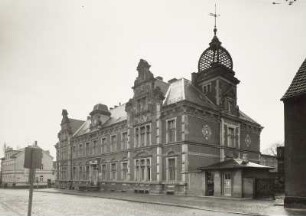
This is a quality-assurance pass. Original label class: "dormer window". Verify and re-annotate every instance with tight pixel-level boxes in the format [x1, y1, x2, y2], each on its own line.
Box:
[202, 83, 211, 94]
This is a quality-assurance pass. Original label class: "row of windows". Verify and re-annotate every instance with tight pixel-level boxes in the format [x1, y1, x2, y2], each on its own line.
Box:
[70, 119, 178, 159]
[71, 157, 177, 182]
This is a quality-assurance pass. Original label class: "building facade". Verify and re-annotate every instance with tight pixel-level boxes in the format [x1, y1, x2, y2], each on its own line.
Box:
[1, 144, 54, 187]
[55, 28, 263, 195]
[282, 58, 306, 208]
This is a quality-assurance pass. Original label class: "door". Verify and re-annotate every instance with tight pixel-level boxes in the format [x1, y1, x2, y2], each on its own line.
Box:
[223, 173, 232, 196]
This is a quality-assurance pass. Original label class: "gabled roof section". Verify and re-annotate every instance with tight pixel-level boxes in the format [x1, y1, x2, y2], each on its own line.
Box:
[154, 79, 169, 95]
[199, 158, 273, 171]
[239, 110, 261, 126]
[73, 103, 127, 137]
[103, 103, 127, 127]
[73, 120, 91, 137]
[282, 58, 306, 100]
[163, 78, 217, 109]
[69, 118, 85, 134]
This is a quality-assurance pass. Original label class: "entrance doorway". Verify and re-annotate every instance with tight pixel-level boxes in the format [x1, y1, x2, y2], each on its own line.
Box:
[205, 172, 214, 196]
[223, 173, 232, 196]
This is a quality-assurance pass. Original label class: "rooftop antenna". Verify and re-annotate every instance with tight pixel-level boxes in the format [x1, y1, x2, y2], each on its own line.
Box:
[209, 4, 220, 36]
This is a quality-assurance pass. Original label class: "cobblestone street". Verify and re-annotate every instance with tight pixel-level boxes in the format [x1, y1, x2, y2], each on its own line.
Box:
[1, 188, 306, 216]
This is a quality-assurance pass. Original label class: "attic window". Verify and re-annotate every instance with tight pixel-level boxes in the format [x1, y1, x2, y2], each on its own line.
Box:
[202, 83, 211, 94]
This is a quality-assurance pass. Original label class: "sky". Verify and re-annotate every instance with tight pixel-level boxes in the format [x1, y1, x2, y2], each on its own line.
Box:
[0, 0, 305, 159]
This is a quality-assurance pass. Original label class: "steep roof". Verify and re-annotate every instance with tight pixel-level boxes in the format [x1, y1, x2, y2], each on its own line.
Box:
[69, 119, 85, 134]
[239, 110, 261, 126]
[73, 104, 127, 137]
[199, 158, 273, 171]
[282, 58, 306, 100]
[163, 78, 217, 109]
[154, 78, 169, 95]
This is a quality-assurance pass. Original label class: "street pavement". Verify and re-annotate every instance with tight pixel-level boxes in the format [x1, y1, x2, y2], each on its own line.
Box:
[1, 188, 306, 216]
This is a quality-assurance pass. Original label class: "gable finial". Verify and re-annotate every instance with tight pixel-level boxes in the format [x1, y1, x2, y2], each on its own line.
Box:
[209, 4, 220, 36]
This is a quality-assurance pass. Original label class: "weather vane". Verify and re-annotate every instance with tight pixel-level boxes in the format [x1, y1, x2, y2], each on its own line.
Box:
[209, 4, 220, 36]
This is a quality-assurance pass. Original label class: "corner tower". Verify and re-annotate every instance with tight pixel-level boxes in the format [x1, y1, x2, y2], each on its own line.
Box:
[192, 7, 240, 115]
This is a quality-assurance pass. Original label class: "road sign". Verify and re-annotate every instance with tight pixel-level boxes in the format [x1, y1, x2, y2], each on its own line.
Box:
[24, 147, 42, 169]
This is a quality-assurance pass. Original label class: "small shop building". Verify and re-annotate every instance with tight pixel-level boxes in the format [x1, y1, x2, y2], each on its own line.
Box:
[199, 158, 274, 198]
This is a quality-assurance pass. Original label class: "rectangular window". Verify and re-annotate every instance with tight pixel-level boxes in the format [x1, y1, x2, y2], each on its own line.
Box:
[40, 175, 44, 182]
[92, 140, 97, 155]
[121, 162, 128, 181]
[79, 166, 82, 180]
[111, 135, 117, 152]
[140, 126, 145, 146]
[146, 125, 151, 146]
[79, 144, 83, 156]
[134, 158, 151, 181]
[101, 164, 107, 180]
[101, 137, 107, 153]
[111, 163, 117, 180]
[135, 128, 139, 147]
[86, 143, 90, 156]
[86, 165, 89, 180]
[167, 119, 176, 143]
[227, 127, 235, 147]
[137, 97, 146, 113]
[168, 158, 176, 181]
[121, 132, 128, 150]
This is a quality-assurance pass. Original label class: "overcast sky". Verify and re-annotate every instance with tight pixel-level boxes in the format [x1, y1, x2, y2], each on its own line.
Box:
[0, 0, 305, 158]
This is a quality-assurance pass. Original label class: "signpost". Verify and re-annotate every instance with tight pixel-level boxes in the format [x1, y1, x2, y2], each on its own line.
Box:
[24, 146, 42, 216]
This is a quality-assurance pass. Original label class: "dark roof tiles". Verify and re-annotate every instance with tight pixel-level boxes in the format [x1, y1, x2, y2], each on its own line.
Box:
[282, 58, 306, 100]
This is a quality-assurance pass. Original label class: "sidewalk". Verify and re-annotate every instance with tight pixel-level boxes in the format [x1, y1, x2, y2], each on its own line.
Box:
[35, 188, 304, 216]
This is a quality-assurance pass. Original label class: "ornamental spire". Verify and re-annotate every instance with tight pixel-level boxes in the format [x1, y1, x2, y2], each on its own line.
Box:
[209, 4, 219, 36]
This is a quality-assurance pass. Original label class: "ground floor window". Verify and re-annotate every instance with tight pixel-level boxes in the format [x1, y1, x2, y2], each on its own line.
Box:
[121, 162, 128, 181]
[101, 164, 107, 180]
[110, 163, 117, 180]
[167, 157, 177, 181]
[134, 158, 151, 181]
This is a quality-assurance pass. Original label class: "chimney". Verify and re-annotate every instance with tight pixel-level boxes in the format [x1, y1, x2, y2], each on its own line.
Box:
[191, 72, 197, 86]
[34, 141, 38, 147]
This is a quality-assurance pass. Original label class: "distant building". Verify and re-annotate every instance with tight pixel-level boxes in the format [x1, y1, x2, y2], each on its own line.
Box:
[55, 23, 268, 197]
[1, 144, 54, 187]
[281, 58, 306, 208]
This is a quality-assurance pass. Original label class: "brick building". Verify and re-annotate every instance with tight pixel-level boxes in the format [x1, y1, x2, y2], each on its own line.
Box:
[282, 58, 306, 208]
[55, 27, 263, 195]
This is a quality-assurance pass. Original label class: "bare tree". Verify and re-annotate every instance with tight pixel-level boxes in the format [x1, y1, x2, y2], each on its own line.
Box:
[263, 142, 284, 156]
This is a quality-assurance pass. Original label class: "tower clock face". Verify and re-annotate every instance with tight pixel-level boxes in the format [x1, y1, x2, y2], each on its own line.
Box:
[202, 124, 212, 140]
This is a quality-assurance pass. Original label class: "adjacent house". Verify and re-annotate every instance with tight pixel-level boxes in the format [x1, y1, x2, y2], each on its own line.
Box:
[1, 143, 54, 187]
[281, 58, 306, 208]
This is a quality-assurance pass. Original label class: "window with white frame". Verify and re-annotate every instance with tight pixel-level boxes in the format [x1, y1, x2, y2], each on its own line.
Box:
[140, 126, 145, 146]
[166, 119, 176, 143]
[101, 164, 107, 180]
[228, 127, 235, 147]
[135, 128, 139, 147]
[121, 161, 128, 181]
[134, 158, 151, 181]
[101, 137, 107, 153]
[202, 83, 211, 94]
[110, 163, 117, 180]
[121, 132, 128, 150]
[146, 125, 151, 146]
[110, 135, 117, 152]
[167, 157, 177, 181]
[134, 124, 151, 148]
